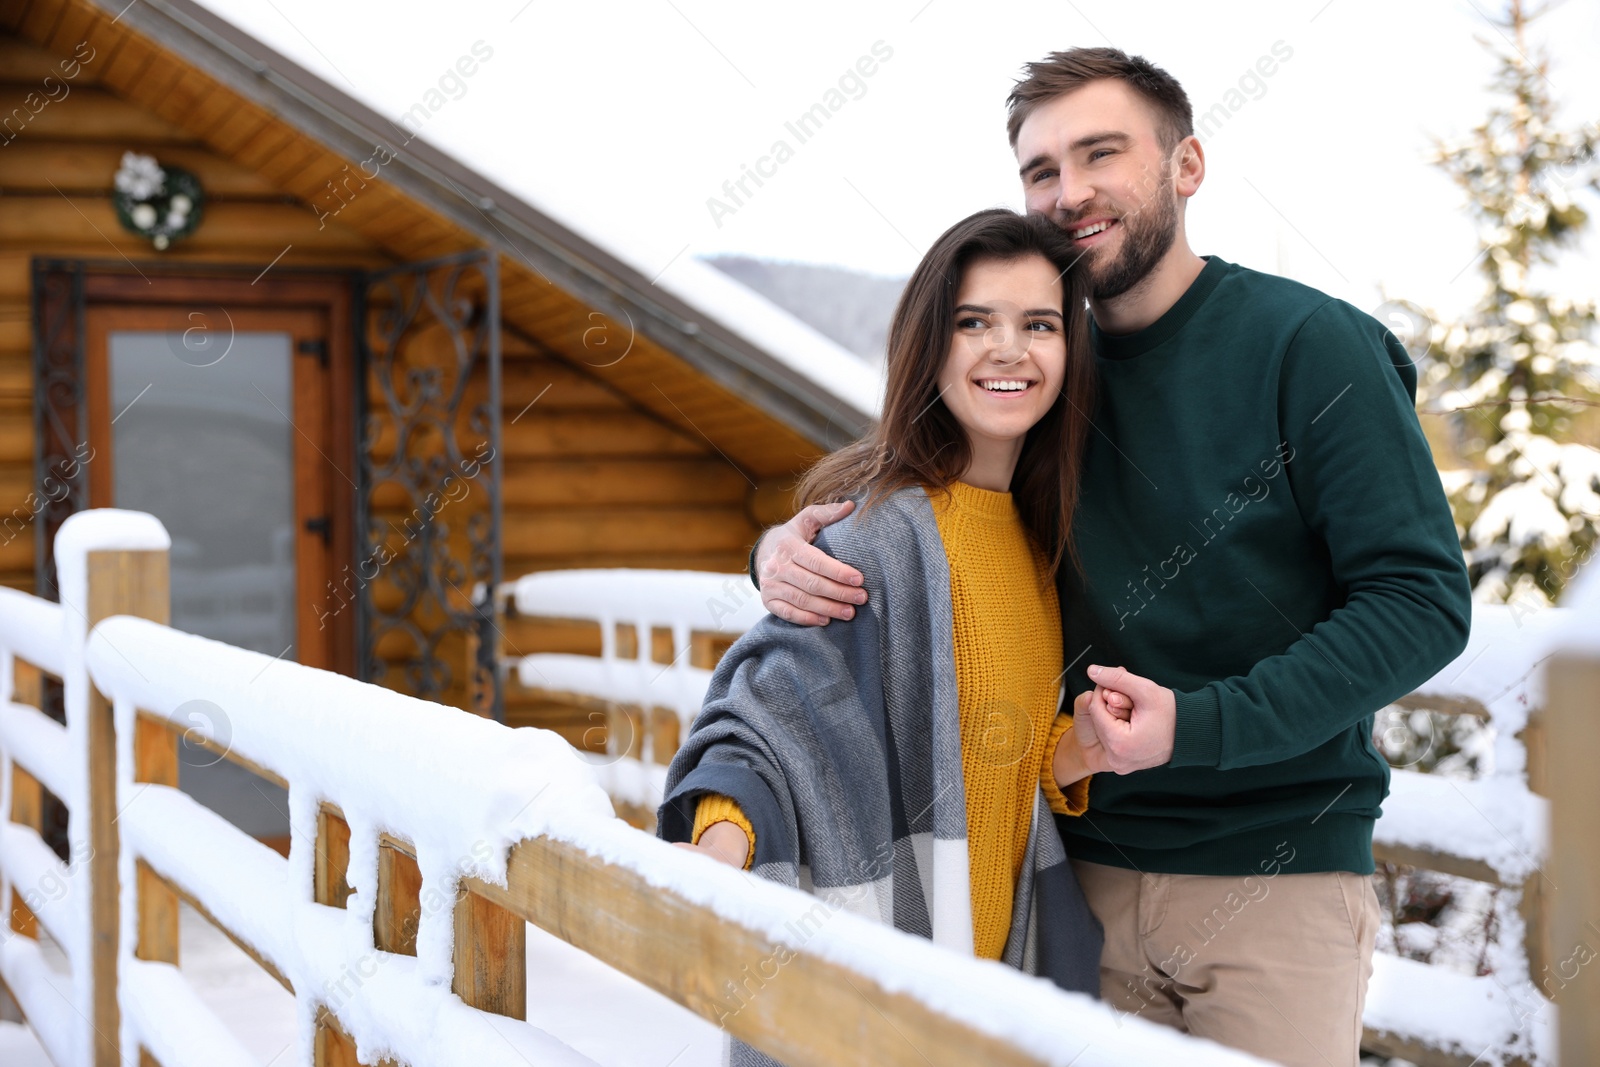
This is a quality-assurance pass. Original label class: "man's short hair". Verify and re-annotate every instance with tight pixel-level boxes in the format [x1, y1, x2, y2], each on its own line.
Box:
[1006, 47, 1194, 154]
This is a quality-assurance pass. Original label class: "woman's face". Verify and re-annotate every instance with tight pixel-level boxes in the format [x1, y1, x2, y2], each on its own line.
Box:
[936, 254, 1068, 453]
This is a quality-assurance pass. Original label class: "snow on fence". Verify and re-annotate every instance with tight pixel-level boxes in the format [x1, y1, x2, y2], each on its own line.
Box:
[0, 510, 170, 1067]
[0, 511, 1269, 1067]
[498, 569, 768, 826]
[1359, 602, 1575, 1067]
[503, 569, 1589, 1067]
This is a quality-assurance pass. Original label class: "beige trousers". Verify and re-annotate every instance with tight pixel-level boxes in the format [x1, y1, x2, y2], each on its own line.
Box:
[1072, 857, 1380, 1067]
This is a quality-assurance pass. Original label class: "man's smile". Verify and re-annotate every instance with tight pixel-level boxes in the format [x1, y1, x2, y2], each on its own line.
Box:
[1068, 217, 1118, 245]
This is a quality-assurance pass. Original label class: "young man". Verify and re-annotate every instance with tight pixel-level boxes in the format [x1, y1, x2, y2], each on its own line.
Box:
[746, 48, 1472, 1066]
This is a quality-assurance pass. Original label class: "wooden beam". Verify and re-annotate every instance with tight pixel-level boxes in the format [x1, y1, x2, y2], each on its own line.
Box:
[615, 623, 638, 661]
[137, 711, 288, 791]
[1519, 869, 1550, 1000]
[8, 762, 43, 843]
[314, 1005, 400, 1067]
[4, 655, 44, 946]
[451, 885, 526, 1021]
[86, 547, 169, 1067]
[1370, 841, 1505, 887]
[0, 141, 280, 196]
[689, 632, 735, 671]
[8, 887, 38, 940]
[142, 862, 292, 994]
[1390, 691, 1491, 720]
[608, 704, 643, 763]
[1520, 706, 1550, 988]
[133, 715, 179, 964]
[748, 478, 797, 528]
[503, 550, 750, 576]
[648, 706, 680, 767]
[133, 860, 178, 965]
[649, 626, 674, 665]
[314, 1009, 361, 1067]
[374, 839, 422, 956]
[1360, 1026, 1529, 1067]
[315, 804, 354, 910]
[132, 714, 178, 786]
[0, 197, 376, 254]
[11, 658, 42, 709]
[1519, 708, 1547, 797]
[0, 86, 192, 142]
[468, 836, 1057, 1067]
[607, 799, 658, 833]
[502, 506, 756, 557]
[1545, 653, 1600, 1066]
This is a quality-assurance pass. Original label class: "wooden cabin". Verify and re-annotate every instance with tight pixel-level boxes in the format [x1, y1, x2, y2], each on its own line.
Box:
[0, 0, 876, 846]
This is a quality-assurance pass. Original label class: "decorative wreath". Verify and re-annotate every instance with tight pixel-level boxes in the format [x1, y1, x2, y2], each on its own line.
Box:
[112, 151, 204, 251]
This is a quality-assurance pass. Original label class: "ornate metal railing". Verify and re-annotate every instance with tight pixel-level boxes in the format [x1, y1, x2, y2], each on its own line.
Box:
[355, 249, 503, 719]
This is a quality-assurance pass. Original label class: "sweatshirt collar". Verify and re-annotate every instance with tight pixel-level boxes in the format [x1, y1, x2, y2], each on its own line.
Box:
[1090, 255, 1230, 361]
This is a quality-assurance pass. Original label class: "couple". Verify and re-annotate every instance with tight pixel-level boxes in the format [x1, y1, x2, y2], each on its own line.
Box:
[658, 47, 1471, 1067]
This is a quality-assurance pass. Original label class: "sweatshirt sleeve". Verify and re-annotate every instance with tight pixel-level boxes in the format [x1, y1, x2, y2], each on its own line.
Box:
[692, 793, 756, 870]
[1169, 299, 1472, 770]
[1041, 714, 1091, 816]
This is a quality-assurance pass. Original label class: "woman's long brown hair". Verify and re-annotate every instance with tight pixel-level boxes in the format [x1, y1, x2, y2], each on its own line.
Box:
[795, 208, 1096, 578]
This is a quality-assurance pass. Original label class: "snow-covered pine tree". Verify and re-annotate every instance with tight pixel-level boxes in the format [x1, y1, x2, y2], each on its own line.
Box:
[1419, 0, 1600, 608]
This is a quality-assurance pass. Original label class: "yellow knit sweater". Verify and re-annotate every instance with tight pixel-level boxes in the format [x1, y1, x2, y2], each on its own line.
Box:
[694, 481, 1089, 959]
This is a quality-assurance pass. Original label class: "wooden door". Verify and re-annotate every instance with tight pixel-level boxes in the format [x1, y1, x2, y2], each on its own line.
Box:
[85, 305, 337, 670]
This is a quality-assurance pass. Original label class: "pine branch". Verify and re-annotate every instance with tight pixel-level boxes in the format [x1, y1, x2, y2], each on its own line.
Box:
[1419, 395, 1600, 414]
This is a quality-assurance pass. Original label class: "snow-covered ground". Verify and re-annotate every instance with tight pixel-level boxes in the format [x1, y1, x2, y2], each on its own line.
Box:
[0, 901, 722, 1067]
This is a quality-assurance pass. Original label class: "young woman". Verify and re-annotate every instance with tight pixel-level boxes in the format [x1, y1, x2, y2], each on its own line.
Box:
[658, 208, 1104, 999]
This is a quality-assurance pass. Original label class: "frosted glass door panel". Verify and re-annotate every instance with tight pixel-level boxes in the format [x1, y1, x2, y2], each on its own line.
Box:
[108, 330, 297, 659]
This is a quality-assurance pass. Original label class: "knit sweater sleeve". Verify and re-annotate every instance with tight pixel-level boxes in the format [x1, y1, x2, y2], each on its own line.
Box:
[1040, 714, 1091, 816]
[692, 793, 756, 870]
[1169, 299, 1473, 769]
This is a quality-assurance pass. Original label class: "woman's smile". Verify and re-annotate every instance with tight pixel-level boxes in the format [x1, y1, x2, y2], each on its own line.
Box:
[974, 376, 1040, 396]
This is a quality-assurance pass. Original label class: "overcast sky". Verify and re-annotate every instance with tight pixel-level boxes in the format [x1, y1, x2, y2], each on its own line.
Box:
[200, 0, 1600, 324]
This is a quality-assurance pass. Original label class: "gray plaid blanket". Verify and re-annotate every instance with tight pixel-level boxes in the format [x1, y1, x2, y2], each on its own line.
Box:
[659, 487, 1102, 1063]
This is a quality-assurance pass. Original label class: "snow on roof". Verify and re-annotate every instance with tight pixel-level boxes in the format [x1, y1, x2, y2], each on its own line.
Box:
[647, 254, 884, 418]
[186, 0, 884, 423]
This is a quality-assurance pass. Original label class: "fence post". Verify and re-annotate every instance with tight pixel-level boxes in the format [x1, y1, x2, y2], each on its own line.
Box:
[3, 659, 45, 1025]
[315, 804, 354, 910]
[6, 662, 44, 944]
[452, 883, 526, 1020]
[76, 525, 169, 1067]
[375, 837, 423, 956]
[132, 712, 180, 967]
[1545, 648, 1600, 1064]
[1518, 707, 1550, 989]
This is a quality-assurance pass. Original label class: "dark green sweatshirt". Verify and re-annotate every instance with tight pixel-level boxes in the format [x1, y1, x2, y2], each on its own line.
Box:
[1056, 255, 1472, 876]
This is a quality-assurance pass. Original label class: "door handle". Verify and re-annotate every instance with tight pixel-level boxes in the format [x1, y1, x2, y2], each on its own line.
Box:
[304, 516, 332, 544]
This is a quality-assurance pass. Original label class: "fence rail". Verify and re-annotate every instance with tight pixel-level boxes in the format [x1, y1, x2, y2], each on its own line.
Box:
[1, 512, 1267, 1067]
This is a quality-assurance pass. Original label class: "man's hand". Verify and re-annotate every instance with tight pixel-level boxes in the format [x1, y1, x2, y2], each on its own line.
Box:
[755, 501, 867, 626]
[1082, 663, 1177, 773]
[672, 821, 750, 868]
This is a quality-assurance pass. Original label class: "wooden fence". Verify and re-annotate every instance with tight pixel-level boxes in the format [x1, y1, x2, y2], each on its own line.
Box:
[502, 570, 1593, 1067]
[0, 510, 1263, 1067]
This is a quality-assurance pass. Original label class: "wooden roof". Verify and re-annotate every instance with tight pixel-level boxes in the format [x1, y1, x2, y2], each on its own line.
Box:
[0, 0, 871, 481]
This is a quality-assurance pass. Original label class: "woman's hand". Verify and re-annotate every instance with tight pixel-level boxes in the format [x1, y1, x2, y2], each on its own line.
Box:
[1060, 690, 1115, 783]
[672, 820, 750, 869]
